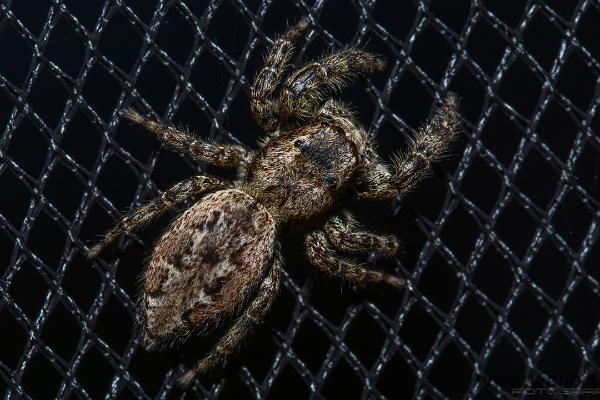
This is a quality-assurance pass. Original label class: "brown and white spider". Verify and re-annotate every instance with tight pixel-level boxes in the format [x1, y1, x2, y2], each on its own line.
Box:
[88, 18, 458, 386]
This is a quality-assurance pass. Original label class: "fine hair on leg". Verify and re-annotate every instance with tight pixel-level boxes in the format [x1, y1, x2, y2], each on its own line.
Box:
[123, 109, 252, 167]
[356, 93, 459, 200]
[87, 175, 228, 258]
[178, 251, 282, 387]
[392, 93, 459, 193]
[250, 18, 310, 133]
[278, 48, 385, 122]
[305, 230, 403, 289]
[323, 212, 399, 257]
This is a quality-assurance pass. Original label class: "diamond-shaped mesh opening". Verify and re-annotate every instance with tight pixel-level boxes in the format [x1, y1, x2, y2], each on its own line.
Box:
[1, 1, 599, 399]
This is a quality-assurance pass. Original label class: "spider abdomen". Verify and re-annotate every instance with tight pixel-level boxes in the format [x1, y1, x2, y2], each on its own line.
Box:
[142, 189, 276, 348]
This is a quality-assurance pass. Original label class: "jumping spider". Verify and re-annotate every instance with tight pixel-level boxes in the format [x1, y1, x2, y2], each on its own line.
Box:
[88, 18, 458, 386]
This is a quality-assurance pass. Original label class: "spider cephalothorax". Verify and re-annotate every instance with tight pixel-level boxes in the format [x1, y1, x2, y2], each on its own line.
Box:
[88, 18, 458, 386]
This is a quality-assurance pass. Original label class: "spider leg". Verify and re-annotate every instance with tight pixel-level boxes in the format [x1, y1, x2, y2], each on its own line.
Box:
[250, 18, 310, 133]
[315, 99, 374, 158]
[324, 211, 399, 257]
[305, 230, 403, 289]
[278, 48, 384, 122]
[87, 175, 228, 258]
[316, 99, 356, 121]
[123, 110, 252, 167]
[356, 93, 459, 199]
[178, 250, 282, 387]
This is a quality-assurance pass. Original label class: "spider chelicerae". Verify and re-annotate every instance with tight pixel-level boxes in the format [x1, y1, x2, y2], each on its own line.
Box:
[88, 18, 458, 386]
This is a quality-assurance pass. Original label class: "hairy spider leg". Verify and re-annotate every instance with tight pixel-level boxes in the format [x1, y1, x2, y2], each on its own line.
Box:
[278, 48, 385, 123]
[356, 93, 459, 199]
[250, 18, 310, 133]
[123, 109, 252, 167]
[178, 251, 282, 387]
[87, 176, 228, 258]
[305, 230, 403, 289]
[324, 211, 399, 257]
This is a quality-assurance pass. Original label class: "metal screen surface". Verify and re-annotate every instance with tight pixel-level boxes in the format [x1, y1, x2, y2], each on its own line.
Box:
[1, 0, 599, 399]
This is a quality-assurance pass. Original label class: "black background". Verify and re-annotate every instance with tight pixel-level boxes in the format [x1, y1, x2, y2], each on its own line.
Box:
[1, 0, 599, 399]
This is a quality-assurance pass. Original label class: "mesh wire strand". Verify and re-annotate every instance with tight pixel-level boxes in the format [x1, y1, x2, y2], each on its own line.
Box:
[1, 0, 600, 398]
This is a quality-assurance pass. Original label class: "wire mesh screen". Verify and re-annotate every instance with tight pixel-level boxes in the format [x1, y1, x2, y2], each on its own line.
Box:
[1, 0, 599, 398]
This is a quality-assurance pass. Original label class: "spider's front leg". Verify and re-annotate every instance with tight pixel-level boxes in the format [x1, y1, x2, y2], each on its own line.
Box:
[278, 48, 385, 122]
[123, 110, 252, 167]
[250, 18, 310, 133]
[178, 251, 282, 387]
[87, 175, 229, 258]
[356, 93, 459, 200]
[305, 230, 403, 289]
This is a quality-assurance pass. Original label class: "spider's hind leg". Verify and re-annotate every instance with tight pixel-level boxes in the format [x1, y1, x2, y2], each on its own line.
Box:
[87, 175, 228, 258]
[123, 110, 252, 167]
[178, 249, 282, 387]
[278, 48, 385, 123]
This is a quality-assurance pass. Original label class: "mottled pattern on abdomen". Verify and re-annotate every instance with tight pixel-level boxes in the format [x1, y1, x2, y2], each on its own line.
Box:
[142, 189, 276, 346]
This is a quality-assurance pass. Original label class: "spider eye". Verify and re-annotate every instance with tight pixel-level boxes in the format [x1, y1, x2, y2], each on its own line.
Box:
[294, 139, 307, 151]
[324, 176, 337, 188]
